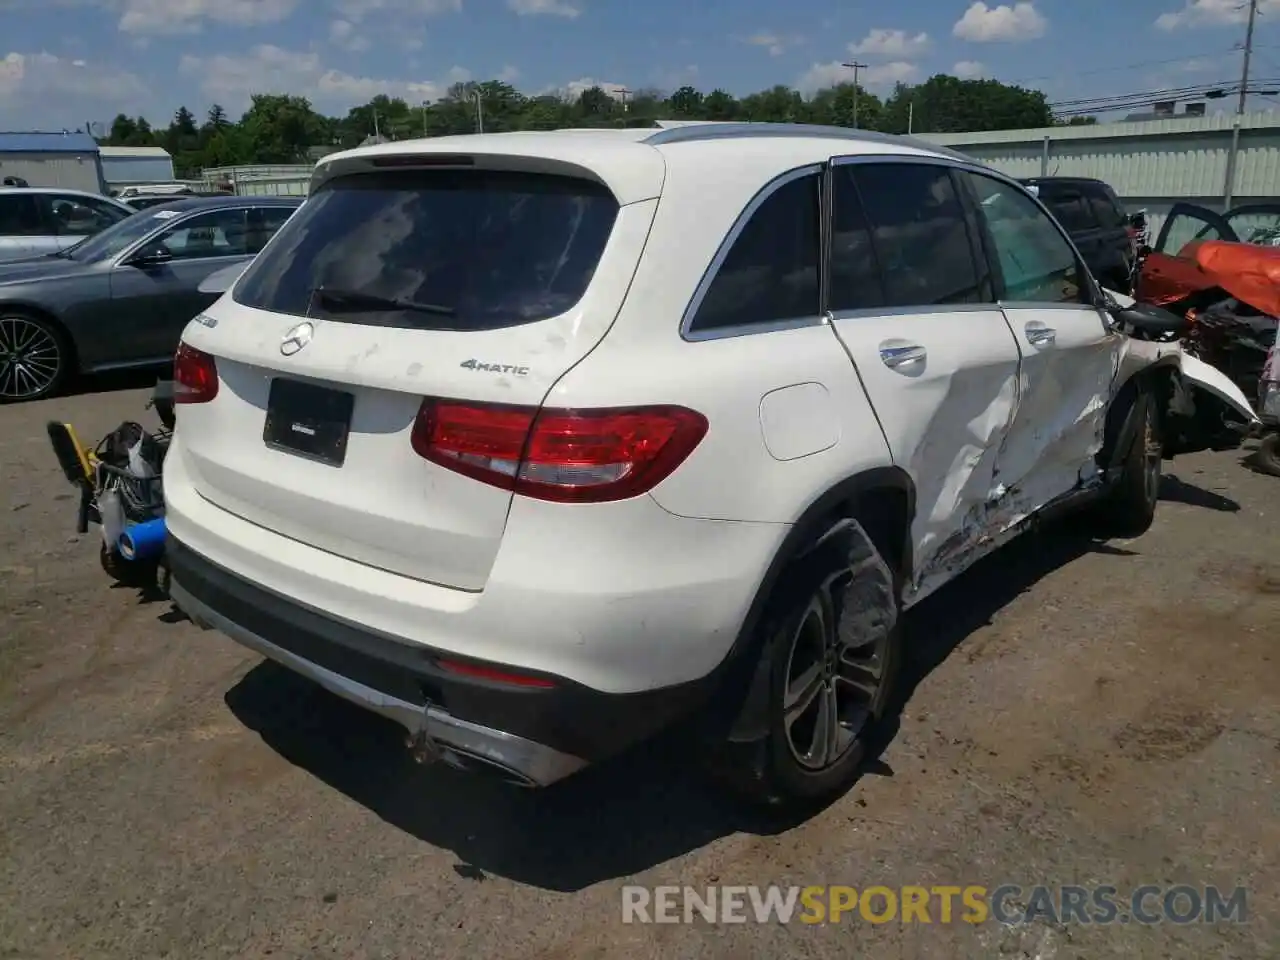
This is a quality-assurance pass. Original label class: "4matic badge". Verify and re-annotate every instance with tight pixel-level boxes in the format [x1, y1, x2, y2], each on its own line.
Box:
[459, 359, 529, 376]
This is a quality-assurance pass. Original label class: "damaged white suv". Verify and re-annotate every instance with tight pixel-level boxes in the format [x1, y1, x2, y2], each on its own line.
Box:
[164, 122, 1256, 807]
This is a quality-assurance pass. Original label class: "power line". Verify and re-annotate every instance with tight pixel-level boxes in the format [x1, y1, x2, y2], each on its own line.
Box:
[1007, 48, 1244, 85]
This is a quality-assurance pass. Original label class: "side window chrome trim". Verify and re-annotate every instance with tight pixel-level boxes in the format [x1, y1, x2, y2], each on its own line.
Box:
[997, 301, 1101, 312]
[680, 163, 824, 343]
[685, 314, 829, 342]
[829, 303, 1002, 321]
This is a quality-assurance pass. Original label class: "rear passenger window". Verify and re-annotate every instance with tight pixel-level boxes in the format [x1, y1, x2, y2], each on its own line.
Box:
[1087, 190, 1125, 230]
[0, 194, 43, 236]
[1044, 192, 1095, 233]
[828, 167, 886, 312]
[850, 163, 986, 307]
[689, 172, 820, 332]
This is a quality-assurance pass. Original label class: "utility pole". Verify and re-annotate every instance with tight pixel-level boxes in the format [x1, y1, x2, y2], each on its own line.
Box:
[616, 87, 631, 113]
[842, 60, 867, 128]
[1238, 0, 1258, 114]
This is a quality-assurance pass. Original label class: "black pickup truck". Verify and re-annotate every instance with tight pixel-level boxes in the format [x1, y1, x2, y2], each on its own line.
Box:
[1020, 176, 1137, 294]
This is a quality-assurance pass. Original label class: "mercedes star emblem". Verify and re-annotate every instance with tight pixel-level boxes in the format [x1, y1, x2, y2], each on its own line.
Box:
[280, 321, 314, 357]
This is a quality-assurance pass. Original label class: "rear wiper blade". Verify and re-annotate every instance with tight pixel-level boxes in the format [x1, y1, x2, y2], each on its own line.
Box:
[313, 287, 456, 317]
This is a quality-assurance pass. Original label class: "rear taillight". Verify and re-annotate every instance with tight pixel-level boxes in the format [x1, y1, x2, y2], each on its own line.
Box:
[410, 399, 708, 502]
[173, 341, 218, 404]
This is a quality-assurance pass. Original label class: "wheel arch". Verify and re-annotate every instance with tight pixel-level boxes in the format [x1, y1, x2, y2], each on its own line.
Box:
[1101, 355, 1179, 470]
[701, 465, 916, 744]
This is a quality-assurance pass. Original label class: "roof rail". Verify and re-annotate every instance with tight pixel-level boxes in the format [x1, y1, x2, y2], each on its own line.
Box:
[640, 121, 972, 161]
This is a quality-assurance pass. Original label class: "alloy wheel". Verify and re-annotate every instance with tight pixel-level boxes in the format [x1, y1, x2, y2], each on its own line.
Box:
[782, 570, 889, 771]
[0, 316, 61, 401]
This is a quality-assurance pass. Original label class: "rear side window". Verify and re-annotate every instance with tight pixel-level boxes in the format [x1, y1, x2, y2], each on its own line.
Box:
[233, 170, 619, 332]
[828, 167, 886, 312]
[1087, 188, 1125, 230]
[1042, 190, 1095, 233]
[689, 172, 820, 332]
[0, 194, 44, 236]
[850, 163, 987, 307]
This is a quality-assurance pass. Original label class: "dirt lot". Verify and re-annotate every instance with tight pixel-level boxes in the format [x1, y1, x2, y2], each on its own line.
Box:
[1, 379, 1278, 959]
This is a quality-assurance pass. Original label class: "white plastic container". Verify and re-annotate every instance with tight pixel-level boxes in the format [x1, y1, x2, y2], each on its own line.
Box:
[98, 489, 125, 550]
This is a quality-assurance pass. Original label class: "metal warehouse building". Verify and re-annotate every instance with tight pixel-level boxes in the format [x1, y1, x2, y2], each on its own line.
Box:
[0, 131, 106, 193]
[922, 109, 1280, 239]
[99, 145, 176, 194]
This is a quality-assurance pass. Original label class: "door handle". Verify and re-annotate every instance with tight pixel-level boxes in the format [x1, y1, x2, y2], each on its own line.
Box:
[879, 343, 927, 369]
[1024, 323, 1056, 346]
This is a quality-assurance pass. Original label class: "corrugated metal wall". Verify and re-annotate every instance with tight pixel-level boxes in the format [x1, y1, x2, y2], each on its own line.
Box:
[922, 109, 1280, 239]
[0, 152, 102, 192]
[202, 164, 313, 194]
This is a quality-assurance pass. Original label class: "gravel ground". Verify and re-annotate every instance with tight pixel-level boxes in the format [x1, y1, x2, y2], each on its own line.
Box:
[1, 379, 1277, 959]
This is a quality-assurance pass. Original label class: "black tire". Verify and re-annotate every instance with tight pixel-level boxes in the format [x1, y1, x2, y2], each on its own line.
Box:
[0, 310, 72, 403]
[1256, 432, 1280, 478]
[706, 519, 903, 809]
[1097, 390, 1161, 537]
[100, 543, 159, 589]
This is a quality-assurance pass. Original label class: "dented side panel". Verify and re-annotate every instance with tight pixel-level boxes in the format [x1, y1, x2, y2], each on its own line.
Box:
[827, 308, 1022, 601]
[989, 303, 1122, 532]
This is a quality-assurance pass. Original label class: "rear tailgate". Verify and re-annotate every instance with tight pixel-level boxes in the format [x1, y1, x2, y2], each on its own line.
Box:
[175, 153, 663, 591]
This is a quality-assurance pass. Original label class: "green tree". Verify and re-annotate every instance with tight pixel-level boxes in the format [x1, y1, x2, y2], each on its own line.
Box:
[98, 71, 1064, 175]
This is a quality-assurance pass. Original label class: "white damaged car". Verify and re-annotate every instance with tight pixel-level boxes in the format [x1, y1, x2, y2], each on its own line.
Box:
[162, 122, 1257, 807]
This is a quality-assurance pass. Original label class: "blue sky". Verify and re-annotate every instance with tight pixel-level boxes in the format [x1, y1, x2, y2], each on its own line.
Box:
[1, 0, 1279, 129]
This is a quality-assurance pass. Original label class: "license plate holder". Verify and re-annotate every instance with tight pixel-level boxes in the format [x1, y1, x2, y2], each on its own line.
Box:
[263, 378, 354, 467]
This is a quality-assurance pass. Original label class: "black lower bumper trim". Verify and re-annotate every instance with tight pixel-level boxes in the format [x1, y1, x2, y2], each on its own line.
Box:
[166, 535, 720, 763]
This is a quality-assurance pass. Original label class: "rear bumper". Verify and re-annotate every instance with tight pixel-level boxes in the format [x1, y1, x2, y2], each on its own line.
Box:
[168, 537, 721, 785]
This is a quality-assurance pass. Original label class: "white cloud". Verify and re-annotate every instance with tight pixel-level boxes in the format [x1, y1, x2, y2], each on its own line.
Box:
[953, 2, 1046, 42]
[554, 77, 630, 101]
[0, 51, 150, 126]
[953, 60, 986, 79]
[177, 44, 449, 113]
[1156, 0, 1280, 30]
[496, 65, 520, 82]
[738, 31, 803, 56]
[116, 0, 299, 35]
[328, 19, 371, 51]
[508, 0, 581, 17]
[849, 29, 931, 58]
[796, 60, 918, 93]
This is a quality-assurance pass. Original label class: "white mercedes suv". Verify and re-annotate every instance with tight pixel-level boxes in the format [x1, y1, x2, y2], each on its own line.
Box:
[163, 121, 1252, 807]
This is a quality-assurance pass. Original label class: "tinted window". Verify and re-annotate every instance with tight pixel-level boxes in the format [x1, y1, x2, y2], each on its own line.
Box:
[0, 195, 44, 236]
[154, 209, 253, 260]
[1085, 187, 1125, 230]
[234, 170, 619, 332]
[828, 168, 885, 312]
[964, 173, 1085, 304]
[48, 195, 129, 236]
[851, 163, 985, 307]
[690, 172, 820, 331]
[245, 206, 295, 254]
[1042, 191, 1095, 233]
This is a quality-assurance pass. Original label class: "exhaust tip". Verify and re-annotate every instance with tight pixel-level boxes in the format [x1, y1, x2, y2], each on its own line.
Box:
[440, 747, 539, 788]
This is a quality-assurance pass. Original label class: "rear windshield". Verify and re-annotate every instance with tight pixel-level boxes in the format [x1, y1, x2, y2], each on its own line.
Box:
[232, 169, 620, 332]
